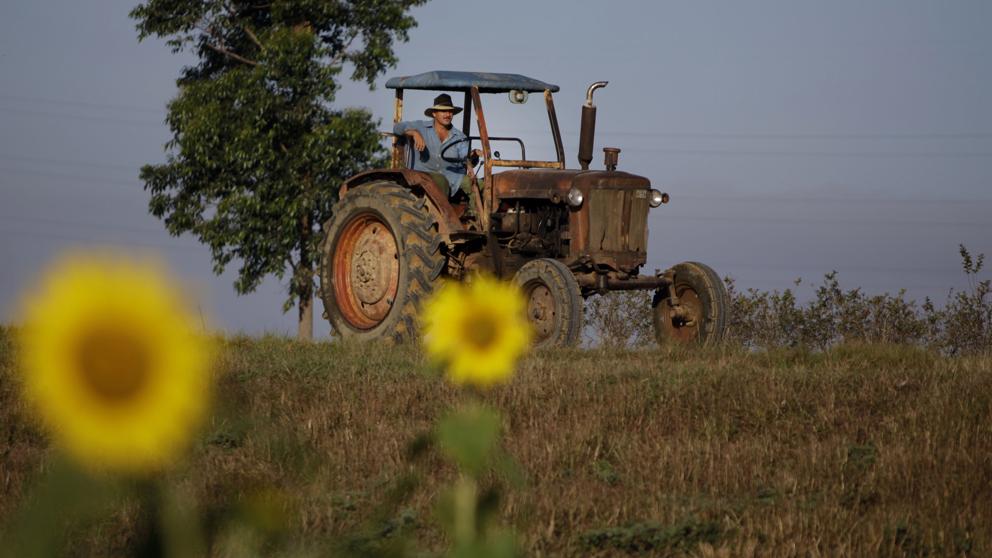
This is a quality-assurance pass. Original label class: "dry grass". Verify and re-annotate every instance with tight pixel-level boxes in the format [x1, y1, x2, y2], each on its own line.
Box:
[2, 330, 991, 556]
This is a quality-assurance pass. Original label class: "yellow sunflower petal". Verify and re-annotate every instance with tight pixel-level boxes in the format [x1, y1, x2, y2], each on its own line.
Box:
[18, 252, 214, 474]
[421, 274, 531, 388]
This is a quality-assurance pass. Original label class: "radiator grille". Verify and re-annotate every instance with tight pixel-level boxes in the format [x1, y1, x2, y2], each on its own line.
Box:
[588, 189, 648, 253]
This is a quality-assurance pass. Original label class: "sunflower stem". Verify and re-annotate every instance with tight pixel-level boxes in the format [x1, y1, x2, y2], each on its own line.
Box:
[453, 474, 478, 546]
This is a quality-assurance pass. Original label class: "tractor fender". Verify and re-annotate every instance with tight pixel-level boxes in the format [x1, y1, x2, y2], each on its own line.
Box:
[341, 169, 461, 238]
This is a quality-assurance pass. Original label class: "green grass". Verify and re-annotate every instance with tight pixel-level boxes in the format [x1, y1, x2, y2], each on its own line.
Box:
[2, 330, 990, 556]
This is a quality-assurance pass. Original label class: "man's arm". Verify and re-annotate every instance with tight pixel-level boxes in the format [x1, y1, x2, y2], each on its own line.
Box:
[394, 120, 426, 152]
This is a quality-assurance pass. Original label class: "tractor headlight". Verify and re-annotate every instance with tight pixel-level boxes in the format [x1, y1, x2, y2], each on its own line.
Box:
[648, 189, 669, 208]
[566, 187, 584, 207]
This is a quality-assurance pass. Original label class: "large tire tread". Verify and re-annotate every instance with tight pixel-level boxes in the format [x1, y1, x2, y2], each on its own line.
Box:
[684, 261, 730, 343]
[319, 181, 444, 342]
[652, 261, 730, 347]
[514, 258, 583, 348]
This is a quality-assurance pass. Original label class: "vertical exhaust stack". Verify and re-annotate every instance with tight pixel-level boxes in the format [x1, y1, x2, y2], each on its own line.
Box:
[578, 81, 608, 170]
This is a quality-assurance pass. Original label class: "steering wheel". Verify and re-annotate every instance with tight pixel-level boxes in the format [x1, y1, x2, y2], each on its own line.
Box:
[440, 137, 481, 170]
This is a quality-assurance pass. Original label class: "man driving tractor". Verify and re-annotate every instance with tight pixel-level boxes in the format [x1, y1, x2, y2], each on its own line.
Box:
[393, 93, 481, 198]
[320, 71, 727, 349]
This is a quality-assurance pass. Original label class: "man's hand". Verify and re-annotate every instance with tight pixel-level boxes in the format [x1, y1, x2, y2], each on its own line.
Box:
[406, 130, 426, 151]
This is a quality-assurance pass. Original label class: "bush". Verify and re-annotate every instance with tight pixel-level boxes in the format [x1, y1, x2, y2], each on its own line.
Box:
[583, 290, 654, 348]
[586, 245, 991, 355]
[924, 245, 992, 355]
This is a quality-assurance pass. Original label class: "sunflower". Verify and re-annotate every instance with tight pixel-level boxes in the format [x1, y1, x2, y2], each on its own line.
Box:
[18, 253, 213, 474]
[422, 275, 531, 388]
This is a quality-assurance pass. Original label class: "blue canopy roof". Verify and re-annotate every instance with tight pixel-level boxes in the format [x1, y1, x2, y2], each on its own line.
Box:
[385, 71, 559, 93]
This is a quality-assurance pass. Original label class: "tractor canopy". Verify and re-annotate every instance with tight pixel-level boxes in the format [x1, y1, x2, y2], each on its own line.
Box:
[385, 70, 559, 93]
[384, 70, 567, 175]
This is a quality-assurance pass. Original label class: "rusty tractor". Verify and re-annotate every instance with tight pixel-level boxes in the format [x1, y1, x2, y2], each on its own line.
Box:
[318, 71, 729, 348]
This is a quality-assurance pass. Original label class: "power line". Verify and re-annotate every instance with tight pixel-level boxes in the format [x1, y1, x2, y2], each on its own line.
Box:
[657, 214, 992, 228]
[0, 225, 199, 251]
[4, 94, 992, 145]
[0, 166, 138, 188]
[0, 153, 141, 173]
[673, 194, 992, 205]
[587, 130, 992, 141]
[646, 258, 978, 276]
[517, 126, 992, 141]
[479, 130, 992, 158]
[3, 160, 992, 207]
[0, 93, 164, 114]
[0, 214, 163, 235]
[0, 106, 163, 127]
[620, 146, 992, 158]
[4, 93, 990, 142]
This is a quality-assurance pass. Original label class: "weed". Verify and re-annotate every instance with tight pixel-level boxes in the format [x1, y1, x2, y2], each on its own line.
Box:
[592, 459, 620, 487]
[578, 518, 724, 554]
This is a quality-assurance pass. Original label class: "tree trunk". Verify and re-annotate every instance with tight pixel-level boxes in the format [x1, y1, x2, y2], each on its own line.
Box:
[297, 213, 314, 341]
[298, 292, 313, 340]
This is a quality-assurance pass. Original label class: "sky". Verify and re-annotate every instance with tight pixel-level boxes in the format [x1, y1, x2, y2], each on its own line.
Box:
[1, 0, 990, 337]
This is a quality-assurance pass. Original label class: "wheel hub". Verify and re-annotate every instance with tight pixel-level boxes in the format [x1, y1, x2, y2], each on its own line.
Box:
[664, 288, 701, 342]
[350, 224, 394, 305]
[527, 284, 555, 339]
[332, 214, 399, 329]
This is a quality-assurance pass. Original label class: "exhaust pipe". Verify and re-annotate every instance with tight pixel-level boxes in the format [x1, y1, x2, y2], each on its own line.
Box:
[578, 81, 608, 170]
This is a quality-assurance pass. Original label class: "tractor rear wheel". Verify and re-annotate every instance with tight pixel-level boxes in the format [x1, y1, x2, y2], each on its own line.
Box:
[319, 182, 444, 342]
[652, 261, 729, 347]
[513, 258, 583, 349]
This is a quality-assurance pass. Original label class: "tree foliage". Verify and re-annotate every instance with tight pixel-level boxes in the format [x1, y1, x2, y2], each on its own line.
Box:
[131, 0, 426, 337]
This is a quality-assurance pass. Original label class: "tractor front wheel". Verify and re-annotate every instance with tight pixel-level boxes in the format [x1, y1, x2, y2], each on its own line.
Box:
[652, 261, 730, 347]
[513, 258, 583, 349]
[319, 182, 444, 342]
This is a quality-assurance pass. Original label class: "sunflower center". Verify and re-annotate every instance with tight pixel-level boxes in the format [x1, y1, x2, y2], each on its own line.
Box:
[74, 325, 152, 404]
[464, 310, 499, 350]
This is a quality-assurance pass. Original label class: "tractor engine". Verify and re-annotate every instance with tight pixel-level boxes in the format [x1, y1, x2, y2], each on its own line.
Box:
[490, 165, 662, 277]
[491, 200, 569, 258]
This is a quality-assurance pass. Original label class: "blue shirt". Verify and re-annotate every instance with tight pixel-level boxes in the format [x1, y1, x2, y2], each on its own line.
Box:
[393, 120, 469, 194]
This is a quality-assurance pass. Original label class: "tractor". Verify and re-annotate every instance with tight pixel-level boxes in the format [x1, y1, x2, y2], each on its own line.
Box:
[318, 70, 729, 348]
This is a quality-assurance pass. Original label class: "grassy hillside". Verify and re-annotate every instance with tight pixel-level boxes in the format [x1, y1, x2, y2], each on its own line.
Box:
[2, 332, 991, 556]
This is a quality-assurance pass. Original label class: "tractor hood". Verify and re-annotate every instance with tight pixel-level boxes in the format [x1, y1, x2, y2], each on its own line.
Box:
[492, 169, 650, 201]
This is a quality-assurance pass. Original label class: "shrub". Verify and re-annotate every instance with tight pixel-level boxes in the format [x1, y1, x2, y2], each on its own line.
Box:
[924, 245, 992, 355]
[583, 290, 654, 348]
[586, 245, 991, 355]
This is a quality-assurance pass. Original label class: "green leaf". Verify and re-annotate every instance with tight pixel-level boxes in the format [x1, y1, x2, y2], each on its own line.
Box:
[129, 0, 424, 336]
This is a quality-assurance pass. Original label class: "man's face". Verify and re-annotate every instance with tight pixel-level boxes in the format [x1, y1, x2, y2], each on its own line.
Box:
[432, 109, 454, 127]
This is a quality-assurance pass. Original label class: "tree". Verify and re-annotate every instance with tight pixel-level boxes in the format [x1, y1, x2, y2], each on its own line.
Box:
[131, 0, 426, 339]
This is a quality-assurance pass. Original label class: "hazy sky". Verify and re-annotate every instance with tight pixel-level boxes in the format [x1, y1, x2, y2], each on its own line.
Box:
[1, 0, 990, 336]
